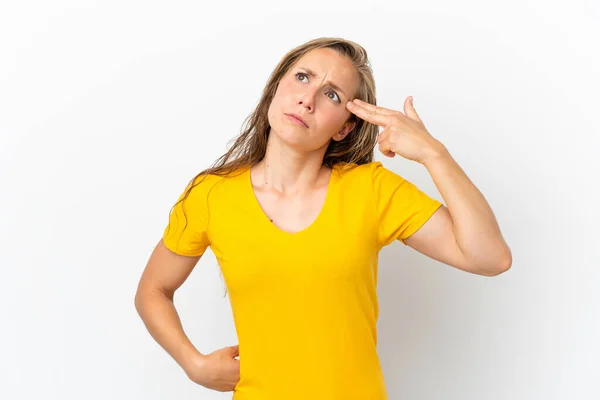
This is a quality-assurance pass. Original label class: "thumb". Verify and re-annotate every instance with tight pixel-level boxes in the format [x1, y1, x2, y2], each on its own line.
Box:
[230, 344, 239, 357]
[404, 96, 422, 122]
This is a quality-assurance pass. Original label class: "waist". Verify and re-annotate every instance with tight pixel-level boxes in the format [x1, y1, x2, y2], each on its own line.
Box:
[232, 342, 387, 399]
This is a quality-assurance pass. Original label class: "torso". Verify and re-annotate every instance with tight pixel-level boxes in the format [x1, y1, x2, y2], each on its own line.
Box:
[211, 163, 387, 399]
[161, 160, 442, 399]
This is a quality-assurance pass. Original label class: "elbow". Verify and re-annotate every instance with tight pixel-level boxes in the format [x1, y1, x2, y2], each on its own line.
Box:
[481, 260, 511, 277]
[479, 248, 513, 277]
[134, 291, 145, 315]
[134, 288, 154, 315]
[134, 287, 172, 315]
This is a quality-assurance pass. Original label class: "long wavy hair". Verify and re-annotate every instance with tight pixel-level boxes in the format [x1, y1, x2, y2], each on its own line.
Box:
[165, 37, 378, 257]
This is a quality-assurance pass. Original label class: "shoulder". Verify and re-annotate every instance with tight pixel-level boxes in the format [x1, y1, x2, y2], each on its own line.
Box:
[335, 161, 405, 183]
[173, 168, 247, 210]
[187, 167, 247, 194]
[334, 160, 378, 176]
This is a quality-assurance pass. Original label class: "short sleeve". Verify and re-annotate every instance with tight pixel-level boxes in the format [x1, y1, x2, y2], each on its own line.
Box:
[162, 175, 211, 257]
[372, 162, 443, 248]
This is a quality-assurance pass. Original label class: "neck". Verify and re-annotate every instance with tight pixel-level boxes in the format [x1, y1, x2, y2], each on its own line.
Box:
[253, 133, 331, 194]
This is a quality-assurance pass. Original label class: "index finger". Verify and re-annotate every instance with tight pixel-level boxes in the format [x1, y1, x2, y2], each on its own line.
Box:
[346, 100, 392, 127]
[352, 99, 396, 115]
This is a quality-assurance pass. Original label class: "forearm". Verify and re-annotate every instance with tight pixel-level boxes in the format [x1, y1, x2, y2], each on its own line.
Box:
[135, 290, 204, 372]
[423, 144, 512, 270]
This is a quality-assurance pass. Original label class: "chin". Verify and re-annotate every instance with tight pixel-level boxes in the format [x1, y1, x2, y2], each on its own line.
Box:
[275, 130, 332, 157]
[268, 124, 313, 151]
[273, 124, 304, 143]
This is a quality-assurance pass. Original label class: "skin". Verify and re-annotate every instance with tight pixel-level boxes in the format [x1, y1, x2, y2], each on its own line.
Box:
[134, 46, 512, 394]
[135, 243, 239, 392]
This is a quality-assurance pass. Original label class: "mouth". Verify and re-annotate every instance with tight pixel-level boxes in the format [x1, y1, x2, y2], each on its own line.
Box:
[285, 113, 308, 128]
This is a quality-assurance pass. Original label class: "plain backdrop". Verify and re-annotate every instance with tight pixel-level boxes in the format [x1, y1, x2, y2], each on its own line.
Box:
[1, 1, 599, 399]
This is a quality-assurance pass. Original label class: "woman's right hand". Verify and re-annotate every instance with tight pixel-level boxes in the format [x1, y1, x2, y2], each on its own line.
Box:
[185, 345, 241, 392]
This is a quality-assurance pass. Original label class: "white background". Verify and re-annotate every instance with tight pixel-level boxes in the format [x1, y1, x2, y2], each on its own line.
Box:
[1, 1, 599, 399]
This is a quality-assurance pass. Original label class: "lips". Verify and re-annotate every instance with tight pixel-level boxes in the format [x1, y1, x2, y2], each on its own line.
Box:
[286, 113, 308, 128]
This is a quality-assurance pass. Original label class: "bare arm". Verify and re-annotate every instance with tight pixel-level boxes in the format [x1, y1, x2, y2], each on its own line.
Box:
[405, 147, 512, 276]
[134, 238, 204, 372]
[345, 96, 511, 277]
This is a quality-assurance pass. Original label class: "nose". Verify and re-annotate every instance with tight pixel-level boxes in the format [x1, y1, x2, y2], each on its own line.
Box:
[297, 87, 318, 112]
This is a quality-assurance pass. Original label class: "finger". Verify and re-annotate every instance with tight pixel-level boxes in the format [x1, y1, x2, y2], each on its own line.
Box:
[380, 147, 396, 157]
[354, 98, 410, 123]
[404, 96, 422, 122]
[377, 129, 390, 144]
[346, 101, 392, 127]
[231, 345, 239, 356]
[378, 139, 395, 157]
[351, 98, 396, 116]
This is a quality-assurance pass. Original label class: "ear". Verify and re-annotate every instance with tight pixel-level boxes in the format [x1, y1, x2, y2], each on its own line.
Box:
[332, 121, 356, 142]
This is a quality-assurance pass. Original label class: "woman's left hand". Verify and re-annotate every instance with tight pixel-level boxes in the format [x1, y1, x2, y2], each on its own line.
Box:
[346, 96, 445, 164]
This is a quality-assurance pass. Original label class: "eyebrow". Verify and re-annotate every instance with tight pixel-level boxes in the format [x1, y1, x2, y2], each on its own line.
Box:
[298, 67, 348, 98]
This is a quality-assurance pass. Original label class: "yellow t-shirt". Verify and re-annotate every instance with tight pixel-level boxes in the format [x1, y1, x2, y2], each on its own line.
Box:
[163, 161, 443, 400]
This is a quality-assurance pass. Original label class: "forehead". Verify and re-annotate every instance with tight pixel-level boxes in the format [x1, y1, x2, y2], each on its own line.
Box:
[290, 48, 359, 97]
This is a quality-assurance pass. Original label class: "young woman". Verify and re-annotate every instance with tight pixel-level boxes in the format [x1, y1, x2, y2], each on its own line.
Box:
[134, 37, 512, 399]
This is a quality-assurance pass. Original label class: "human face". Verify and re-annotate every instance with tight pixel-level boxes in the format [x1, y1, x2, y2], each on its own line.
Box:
[267, 48, 359, 152]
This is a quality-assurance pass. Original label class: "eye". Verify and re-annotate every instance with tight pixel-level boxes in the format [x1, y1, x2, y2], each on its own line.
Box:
[327, 91, 341, 103]
[295, 72, 309, 83]
[295, 72, 341, 103]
